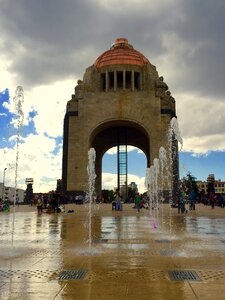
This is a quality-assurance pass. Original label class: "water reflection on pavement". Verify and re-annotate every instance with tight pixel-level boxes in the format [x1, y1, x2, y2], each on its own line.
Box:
[0, 204, 225, 299]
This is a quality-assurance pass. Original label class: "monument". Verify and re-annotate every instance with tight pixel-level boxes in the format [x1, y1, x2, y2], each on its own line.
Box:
[62, 38, 177, 197]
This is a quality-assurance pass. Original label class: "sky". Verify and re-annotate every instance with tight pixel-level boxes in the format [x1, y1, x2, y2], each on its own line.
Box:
[0, 0, 225, 193]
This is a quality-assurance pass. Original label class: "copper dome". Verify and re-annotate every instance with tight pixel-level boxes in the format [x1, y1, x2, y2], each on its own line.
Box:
[94, 38, 149, 68]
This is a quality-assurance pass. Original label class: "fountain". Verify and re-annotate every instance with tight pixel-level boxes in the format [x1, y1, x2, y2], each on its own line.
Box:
[145, 117, 183, 228]
[158, 146, 168, 226]
[145, 164, 158, 228]
[75, 147, 104, 256]
[86, 147, 96, 253]
[159, 146, 168, 193]
[168, 117, 183, 205]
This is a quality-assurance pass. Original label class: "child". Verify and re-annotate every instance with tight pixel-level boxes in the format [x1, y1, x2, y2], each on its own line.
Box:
[37, 195, 43, 214]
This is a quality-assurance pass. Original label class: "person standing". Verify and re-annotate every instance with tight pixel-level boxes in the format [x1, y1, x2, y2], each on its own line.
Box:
[51, 191, 59, 213]
[37, 195, 43, 214]
[135, 193, 141, 213]
[209, 192, 215, 209]
[220, 194, 225, 208]
[115, 189, 123, 211]
[189, 190, 196, 210]
[177, 198, 182, 214]
[180, 191, 187, 213]
[16, 199, 19, 207]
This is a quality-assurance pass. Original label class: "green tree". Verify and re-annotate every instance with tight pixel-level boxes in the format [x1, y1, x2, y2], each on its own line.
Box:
[101, 189, 114, 202]
[181, 172, 199, 194]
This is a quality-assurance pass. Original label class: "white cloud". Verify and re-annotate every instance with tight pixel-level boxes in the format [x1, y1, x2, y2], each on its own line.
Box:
[26, 80, 75, 137]
[0, 133, 62, 193]
[106, 146, 144, 155]
[0, 77, 78, 194]
[176, 92, 225, 153]
[5, 79, 75, 137]
[182, 135, 225, 154]
[102, 172, 146, 193]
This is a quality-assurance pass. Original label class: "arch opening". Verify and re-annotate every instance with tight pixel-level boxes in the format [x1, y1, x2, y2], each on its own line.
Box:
[102, 145, 147, 198]
[90, 120, 150, 196]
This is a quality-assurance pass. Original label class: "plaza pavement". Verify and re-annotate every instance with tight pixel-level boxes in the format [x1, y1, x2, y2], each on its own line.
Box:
[0, 203, 225, 299]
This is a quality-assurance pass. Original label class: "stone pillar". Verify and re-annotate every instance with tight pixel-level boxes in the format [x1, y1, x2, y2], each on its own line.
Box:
[114, 70, 117, 92]
[105, 71, 109, 92]
[123, 70, 126, 90]
[139, 73, 142, 90]
[131, 70, 134, 91]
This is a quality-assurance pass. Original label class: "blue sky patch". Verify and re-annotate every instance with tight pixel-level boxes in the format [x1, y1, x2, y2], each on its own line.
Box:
[0, 88, 38, 148]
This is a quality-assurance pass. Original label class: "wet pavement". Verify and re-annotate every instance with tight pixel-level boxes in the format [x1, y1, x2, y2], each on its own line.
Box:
[1, 204, 225, 299]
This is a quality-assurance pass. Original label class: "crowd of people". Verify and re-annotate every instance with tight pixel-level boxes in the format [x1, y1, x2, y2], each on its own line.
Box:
[111, 190, 149, 213]
[33, 191, 66, 214]
[110, 189, 225, 215]
[176, 190, 225, 214]
[1, 188, 225, 216]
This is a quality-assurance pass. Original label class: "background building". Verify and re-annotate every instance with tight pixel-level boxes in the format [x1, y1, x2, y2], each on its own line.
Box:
[196, 174, 225, 194]
[128, 182, 138, 193]
[0, 183, 25, 203]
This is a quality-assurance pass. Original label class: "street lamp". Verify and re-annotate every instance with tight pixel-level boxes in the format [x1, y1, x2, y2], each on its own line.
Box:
[2, 167, 7, 200]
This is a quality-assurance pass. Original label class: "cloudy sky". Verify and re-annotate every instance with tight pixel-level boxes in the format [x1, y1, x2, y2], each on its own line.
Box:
[0, 0, 225, 193]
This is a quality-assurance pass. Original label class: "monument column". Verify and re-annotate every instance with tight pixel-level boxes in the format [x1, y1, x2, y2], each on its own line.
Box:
[123, 70, 126, 90]
[105, 71, 109, 92]
[131, 70, 134, 91]
[114, 71, 117, 92]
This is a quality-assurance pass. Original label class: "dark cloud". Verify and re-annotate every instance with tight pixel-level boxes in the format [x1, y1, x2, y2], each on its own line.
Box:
[0, 0, 225, 99]
[163, 0, 225, 98]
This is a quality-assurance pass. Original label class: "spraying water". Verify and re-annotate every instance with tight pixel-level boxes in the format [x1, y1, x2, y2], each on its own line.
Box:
[158, 146, 167, 225]
[86, 148, 96, 253]
[13, 86, 24, 208]
[159, 147, 167, 180]
[145, 117, 183, 231]
[145, 165, 157, 228]
[158, 146, 168, 199]
[153, 158, 160, 205]
[168, 117, 183, 150]
[168, 117, 183, 204]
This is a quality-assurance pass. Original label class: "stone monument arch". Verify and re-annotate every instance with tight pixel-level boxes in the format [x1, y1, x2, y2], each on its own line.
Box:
[62, 38, 176, 196]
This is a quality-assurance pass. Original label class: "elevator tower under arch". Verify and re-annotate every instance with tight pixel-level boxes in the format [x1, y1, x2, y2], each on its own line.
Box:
[62, 38, 176, 196]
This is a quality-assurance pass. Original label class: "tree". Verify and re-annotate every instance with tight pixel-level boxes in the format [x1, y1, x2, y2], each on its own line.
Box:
[128, 187, 136, 201]
[181, 172, 199, 195]
[101, 189, 114, 202]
